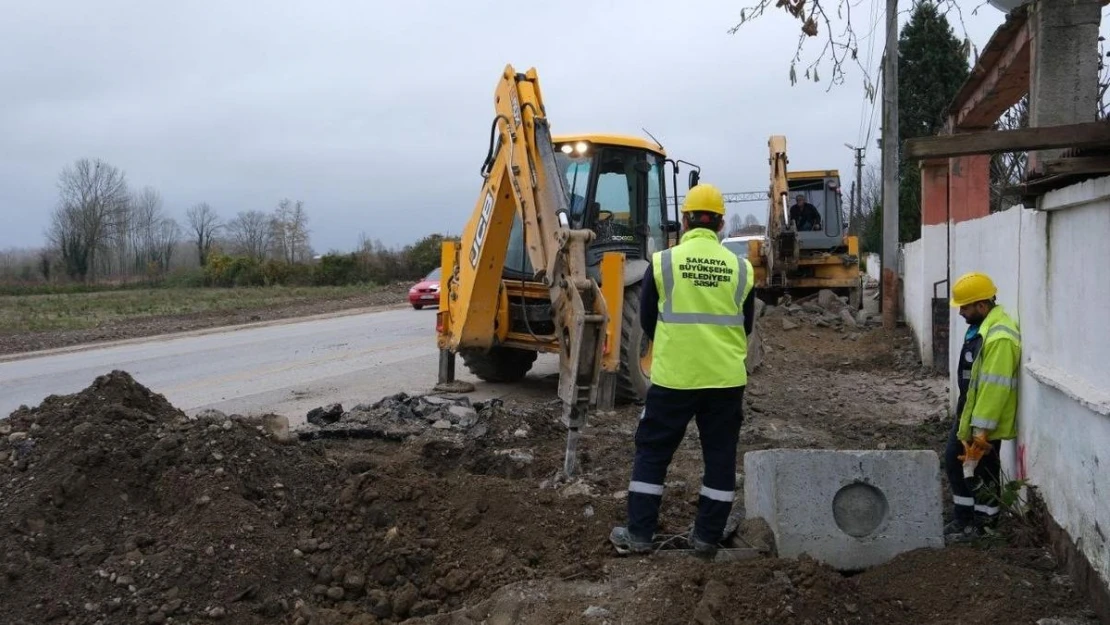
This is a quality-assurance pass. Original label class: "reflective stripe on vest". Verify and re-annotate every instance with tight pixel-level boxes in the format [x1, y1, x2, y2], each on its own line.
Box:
[987, 324, 1021, 342]
[658, 249, 748, 327]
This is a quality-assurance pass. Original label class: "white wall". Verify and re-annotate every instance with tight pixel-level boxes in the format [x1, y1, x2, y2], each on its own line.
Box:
[864, 252, 882, 284]
[902, 240, 926, 357]
[902, 175, 1110, 591]
[900, 224, 950, 368]
[1021, 178, 1110, 589]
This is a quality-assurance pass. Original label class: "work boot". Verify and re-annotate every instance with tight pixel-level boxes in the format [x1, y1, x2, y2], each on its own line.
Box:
[609, 527, 652, 554]
[688, 531, 719, 560]
[974, 513, 1001, 532]
[943, 519, 980, 544]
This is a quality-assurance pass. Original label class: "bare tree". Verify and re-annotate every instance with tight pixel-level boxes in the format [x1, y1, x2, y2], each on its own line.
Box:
[1096, 33, 1110, 119]
[227, 210, 272, 261]
[728, 213, 743, 236]
[114, 196, 134, 278]
[728, 0, 973, 93]
[989, 96, 1028, 212]
[735, 213, 766, 236]
[0, 247, 43, 283]
[289, 202, 310, 262]
[126, 186, 163, 274]
[47, 158, 130, 282]
[187, 203, 222, 267]
[270, 198, 311, 263]
[154, 217, 182, 272]
[39, 249, 54, 283]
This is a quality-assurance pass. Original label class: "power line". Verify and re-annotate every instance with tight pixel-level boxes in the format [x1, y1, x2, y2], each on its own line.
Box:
[857, 0, 884, 147]
[856, 0, 884, 146]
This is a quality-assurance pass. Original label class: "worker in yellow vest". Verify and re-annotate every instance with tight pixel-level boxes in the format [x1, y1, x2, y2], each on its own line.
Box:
[944, 272, 1021, 543]
[610, 183, 756, 559]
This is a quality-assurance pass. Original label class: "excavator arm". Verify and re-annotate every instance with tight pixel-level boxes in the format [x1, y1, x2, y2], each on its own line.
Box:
[440, 65, 608, 475]
[764, 134, 797, 283]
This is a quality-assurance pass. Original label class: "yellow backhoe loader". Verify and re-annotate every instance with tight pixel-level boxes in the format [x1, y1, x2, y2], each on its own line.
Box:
[748, 135, 863, 308]
[433, 65, 702, 476]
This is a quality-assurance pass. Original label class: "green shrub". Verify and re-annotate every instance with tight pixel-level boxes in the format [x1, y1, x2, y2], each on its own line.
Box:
[315, 253, 362, 286]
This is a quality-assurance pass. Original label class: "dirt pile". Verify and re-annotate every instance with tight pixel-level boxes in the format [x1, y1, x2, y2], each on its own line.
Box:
[0, 372, 615, 625]
[0, 330, 1099, 625]
[411, 547, 1094, 625]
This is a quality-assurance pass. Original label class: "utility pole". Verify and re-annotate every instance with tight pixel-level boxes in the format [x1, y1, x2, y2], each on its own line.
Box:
[844, 144, 865, 235]
[849, 181, 857, 234]
[880, 0, 899, 330]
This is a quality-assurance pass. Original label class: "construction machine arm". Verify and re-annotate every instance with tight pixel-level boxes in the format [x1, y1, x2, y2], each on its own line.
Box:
[443, 65, 608, 473]
[764, 135, 799, 282]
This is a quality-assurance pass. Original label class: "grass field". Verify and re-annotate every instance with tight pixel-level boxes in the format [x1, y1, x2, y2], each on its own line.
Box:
[0, 285, 391, 334]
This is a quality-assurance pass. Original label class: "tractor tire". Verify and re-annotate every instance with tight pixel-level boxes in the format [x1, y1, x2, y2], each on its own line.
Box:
[616, 282, 651, 404]
[460, 345, 538, 383]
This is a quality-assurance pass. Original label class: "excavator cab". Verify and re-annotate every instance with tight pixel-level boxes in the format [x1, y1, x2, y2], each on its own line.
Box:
[502, 134, 672, 282]
[786, 171, 848, 252]
[491, 134, 678, 406]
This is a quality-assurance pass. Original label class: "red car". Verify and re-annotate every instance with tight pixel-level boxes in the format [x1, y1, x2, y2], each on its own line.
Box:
[408, 267, 441, 309]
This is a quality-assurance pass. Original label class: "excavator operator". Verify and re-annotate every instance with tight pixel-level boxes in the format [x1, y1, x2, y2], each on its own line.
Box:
[789, 194, 822, 231]
[610, 183, 756, 559]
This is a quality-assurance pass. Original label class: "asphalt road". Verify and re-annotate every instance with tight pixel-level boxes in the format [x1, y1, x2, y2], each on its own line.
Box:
[0, 307, 560, 425]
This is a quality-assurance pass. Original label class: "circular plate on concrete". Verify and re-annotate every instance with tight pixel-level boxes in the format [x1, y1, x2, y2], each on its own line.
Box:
[832, 481, 889, 538]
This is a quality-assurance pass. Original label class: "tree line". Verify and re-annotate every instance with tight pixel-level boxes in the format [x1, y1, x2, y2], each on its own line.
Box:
[726, 213, 766, 237]
[0, 157, 453, 291]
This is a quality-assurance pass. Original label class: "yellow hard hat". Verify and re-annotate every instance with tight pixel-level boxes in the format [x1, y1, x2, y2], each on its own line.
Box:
[950, 272, 997, 307]
[682, 183, 726, 215]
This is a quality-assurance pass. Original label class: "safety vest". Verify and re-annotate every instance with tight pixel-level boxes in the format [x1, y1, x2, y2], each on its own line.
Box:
[958, 304, 1022, 441]
[650, 228, 755, 389]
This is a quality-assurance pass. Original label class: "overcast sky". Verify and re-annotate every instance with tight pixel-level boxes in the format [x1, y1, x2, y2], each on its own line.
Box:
[0, 1, 1019, 254]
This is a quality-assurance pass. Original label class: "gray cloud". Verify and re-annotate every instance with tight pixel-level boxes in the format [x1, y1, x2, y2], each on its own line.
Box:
[1, 1, 1011, 253]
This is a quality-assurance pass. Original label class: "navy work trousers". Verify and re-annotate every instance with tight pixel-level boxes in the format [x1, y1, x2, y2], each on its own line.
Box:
[627, 384, 745, 544]
[944, 415, 1003, 525]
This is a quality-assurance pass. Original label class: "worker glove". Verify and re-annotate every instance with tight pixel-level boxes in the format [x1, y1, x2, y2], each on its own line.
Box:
[958, 431, 992, 479]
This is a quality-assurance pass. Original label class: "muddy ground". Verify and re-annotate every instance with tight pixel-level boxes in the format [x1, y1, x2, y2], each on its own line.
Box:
[0, 301, 1099, 624]
[0, 282, 411, 357]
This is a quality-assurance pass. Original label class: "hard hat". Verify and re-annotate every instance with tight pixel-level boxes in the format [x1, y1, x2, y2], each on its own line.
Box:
[682, 184, 726, 215]
[950, 272, 997, 307]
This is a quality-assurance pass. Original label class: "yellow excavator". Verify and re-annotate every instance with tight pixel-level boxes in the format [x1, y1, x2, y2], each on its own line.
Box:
[747, 135, 862, 308]
[434, 65, 702, 475]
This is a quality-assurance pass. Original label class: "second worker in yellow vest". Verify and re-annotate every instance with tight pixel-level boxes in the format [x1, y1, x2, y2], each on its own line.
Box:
[610, 183, 756, 559]
[943, 271, 1022, 543]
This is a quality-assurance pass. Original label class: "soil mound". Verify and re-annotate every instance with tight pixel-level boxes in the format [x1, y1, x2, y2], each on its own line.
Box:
[0, 369, 1097, 625]
[0, 371, 611, 625]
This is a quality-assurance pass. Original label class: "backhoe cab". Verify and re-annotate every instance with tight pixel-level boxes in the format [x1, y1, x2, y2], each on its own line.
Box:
[748, 135, 862, 308]
[434, 65, 700, 475]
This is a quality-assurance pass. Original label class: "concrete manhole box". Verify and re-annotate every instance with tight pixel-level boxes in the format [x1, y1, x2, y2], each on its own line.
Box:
[744, 449, 944, 570]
